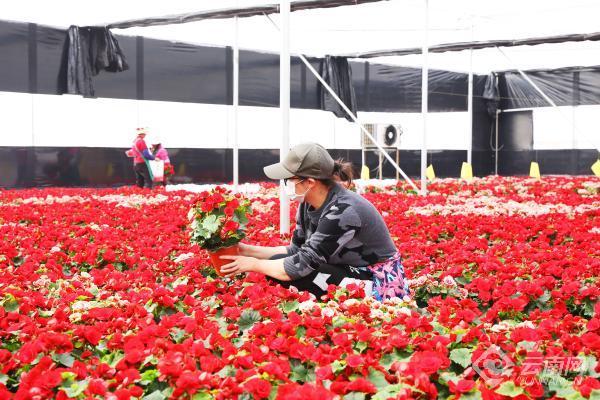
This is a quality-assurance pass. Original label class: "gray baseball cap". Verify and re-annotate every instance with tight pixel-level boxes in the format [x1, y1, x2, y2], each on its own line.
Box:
[264, 143, 335, 180]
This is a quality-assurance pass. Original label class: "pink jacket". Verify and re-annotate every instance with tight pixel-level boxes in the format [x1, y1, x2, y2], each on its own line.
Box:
[154, 147, 170, 164]
[131, 138, 149, 164]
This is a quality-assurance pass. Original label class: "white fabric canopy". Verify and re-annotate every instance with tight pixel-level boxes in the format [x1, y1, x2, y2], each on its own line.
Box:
[2, 0, 600, 73]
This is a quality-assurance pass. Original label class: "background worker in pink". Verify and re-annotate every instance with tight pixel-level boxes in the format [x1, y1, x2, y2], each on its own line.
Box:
[151, 137, 173, 186]
[126, 127, 155, 188]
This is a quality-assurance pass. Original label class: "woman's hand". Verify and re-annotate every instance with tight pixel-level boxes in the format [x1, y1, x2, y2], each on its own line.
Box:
[220, 255, 258, 278]
[237, 242, 253, 257]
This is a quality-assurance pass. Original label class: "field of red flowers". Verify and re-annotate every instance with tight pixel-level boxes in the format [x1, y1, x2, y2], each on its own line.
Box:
[0, 176, 599, 400]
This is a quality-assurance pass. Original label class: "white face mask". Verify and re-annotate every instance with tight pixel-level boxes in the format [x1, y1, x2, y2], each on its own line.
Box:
[284, 179, 310, 202]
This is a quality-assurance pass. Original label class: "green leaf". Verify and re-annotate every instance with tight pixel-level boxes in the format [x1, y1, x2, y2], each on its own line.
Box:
[101, 351, 124, 368]
[39, 309, 54, 318]
[217, 365, 236, 378]
[432, 321, 448, 334]
[537, 291, 552, 304]
[142, 355, 159, 367]
[380, 353, 395, 369]
[380, 349, 410, 369]
[589, 389, 600, 400]
[290, 362, 315, 383]
[170, 328, 187, 343]
[268, 385, 278, 400]
[439, 371, 460, 385]
[564, 392, 587, 400]
[332, 360, 346, 374]
[140, 369, 160, 385]
[0, 374, 8, 385]
[62, 380, 89, 398]
[234, 209, 249, 226]
[368, 368, 389, 390]
[238, 309, 261, 331]
[282, 300, 299, 313]
[548, 374, 577, 397]
[171, 276, 189, 288]
[192, 392, 213, 400]
[580, 355, 600, 377]
[355, 341, 368, 353]
[143, 390, 167, 400]
[295, 326, 306, 339]
[461, 392, 483, 400]
[555, 386, 578, 398]
[343, 393, 366, 400]
[372, 384, 410, 400]
[584, 298, 596, 318]
[495, 381, 524, 397]
[332, 316, 348, 328]
[516, 341, 537, 351]
[61, 372, 77, 381]
[455, 276, 471, 285]
[449, 348, 473, 368]
[2, 294, 19, 312]
[54, 352, 76, 368]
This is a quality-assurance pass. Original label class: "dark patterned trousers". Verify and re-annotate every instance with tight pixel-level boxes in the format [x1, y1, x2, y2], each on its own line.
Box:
[269, 254, 373, 299]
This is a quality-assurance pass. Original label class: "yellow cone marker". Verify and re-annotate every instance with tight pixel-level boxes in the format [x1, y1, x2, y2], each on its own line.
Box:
[530, 161, 541, 179]
[460, 162, 473, 181]
[426, 164, 436, 181]
[360, 165, 370, 180]
[592, 160, 600, 177]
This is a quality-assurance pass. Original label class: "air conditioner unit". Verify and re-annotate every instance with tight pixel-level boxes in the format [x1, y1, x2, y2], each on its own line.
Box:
[362, 124, 403, 148]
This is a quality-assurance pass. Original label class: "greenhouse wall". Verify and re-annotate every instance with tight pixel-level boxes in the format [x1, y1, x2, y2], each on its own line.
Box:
[0, 20, 597, 188]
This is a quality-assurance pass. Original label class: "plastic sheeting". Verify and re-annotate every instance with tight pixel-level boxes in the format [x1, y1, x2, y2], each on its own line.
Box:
[319, 56, 356, 121]
[0, 21, 30, 92]
[5, 19, 600, 114]
[352, 62, 469, 112]
[482, 73, 500, 117]
[498, 66, 600, 109]
[142, 37, 230, 103]
[64, 26, 128, 96]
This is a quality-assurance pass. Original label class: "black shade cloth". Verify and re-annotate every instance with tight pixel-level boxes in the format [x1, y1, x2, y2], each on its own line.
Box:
[5, 20, 600, 113]
[482, 73, 500, 117]
[498, 66, 600, 109]
[352, 62, 469, 112]
[64, 26, 129, 97]
[346, 31, 600, 58]
[319, 56, 357, 121]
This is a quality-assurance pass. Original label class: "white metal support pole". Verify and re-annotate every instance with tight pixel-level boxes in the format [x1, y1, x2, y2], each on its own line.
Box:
[264, 14, 419, 192]
[297, 54, 419, 191]
[495, 109, 499, 175]
[497, 47, 600, 152]
[420, 0, 429, 196]
[279, 0, 291, 235]
[467, 22, 474, 165]
[232, 14, 240, 191]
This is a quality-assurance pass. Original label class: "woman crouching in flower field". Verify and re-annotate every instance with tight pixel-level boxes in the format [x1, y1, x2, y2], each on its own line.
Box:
[220, 142, 410, 301]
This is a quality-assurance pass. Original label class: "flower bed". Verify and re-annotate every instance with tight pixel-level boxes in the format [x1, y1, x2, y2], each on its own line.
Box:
[0, 176, 598, 399]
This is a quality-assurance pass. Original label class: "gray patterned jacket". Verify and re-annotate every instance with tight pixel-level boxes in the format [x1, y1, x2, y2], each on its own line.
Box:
[283, 183, 397, 280]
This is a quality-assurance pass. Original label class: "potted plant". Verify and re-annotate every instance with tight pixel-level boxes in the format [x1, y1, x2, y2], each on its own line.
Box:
[188, 187, 252, 275]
